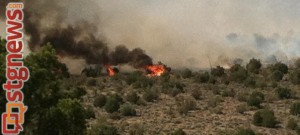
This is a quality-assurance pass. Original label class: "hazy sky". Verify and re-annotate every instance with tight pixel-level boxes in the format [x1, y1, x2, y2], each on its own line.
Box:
[2, 0, 300, 69]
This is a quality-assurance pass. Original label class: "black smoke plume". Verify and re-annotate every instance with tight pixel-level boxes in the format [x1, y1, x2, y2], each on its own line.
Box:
[1, 0, 153, 68]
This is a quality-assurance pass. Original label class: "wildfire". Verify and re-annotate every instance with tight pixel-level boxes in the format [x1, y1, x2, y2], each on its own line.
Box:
[105, 65, 115, 76]
[145, 63, 170, 77]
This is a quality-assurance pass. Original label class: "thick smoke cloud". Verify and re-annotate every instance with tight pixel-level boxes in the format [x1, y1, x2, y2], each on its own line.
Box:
[1, 0, 300, 72]
[1, 0, 153, 68]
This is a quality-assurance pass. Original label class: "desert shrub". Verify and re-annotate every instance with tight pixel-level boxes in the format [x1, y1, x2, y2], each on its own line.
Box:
[94, 94, 107, 108]
[69, 86, 87, 99]
[125, 71, 143, 85]
[111, 74, 125, 81]
[120, 104, 136, 116]
[128, 123, 144, 135]
[271, 70, 284, 82]
[105, 97, 121, 113]
[92, 124, 119, 135]
[287, 118, 298, 130]
[195, 72, 210, 83]
[276, 87, 292, 99]
[290, 70, 300, 85]
[297, 127, 300, 135]
[255, 79, 267, 89]
[132, 76, 154, 89]
[210, 106, 223, 114]
[235, 128, 255, 135]
[182, 68, 193, 78]
[236, 104, 247, 114]
[222, 89, 236, 97]
[175, 96, 196, 115]
[38, 99, 87, 135]
[208, 76, 217, 84]
[162, 81, 185, 96]
[126, 91, 140, 104]
[211, 66, 225, 77]
[161, 72, 171, 82]
[271, 62, 288, 74]
[143, 88, 159, 102]
[247, 91, 264, 108]
[290, 102, 300, 116]
[85, 107, 96, 119]
[237, 92, 249, 102]
[229, 64, 248, 83]
[244, 77, 256, 88]
[253, 109, 277, 128]
[295, 59, 300, 68]
[87, 78, 97, 86]
[109, 112, 121, 120]
[170, 129, 186, 135]
[246, 58, 262, 74]
[191, 89, 202, 100]
[208, 96, 223, 108]
[110, 94, 124, 103]
[222, 76, 231, 85]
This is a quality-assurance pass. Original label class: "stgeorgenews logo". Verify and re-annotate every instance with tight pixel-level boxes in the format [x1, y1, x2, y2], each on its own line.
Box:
[2, 2, 30, 134]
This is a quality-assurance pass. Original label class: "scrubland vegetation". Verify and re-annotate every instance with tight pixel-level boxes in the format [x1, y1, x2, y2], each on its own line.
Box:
[1, 39, 300, 135]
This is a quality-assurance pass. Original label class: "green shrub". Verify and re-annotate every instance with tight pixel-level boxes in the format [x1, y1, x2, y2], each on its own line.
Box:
[295, 59, 300, 68]
[208, 96, 223, 108]
[143, 88, 159, 102]
[276, 87, 292, 99]
[191, 89, 202, 100]
[170, 129, 186, 135]
[246, 58, 262, 74]
[110, 94, 124, 103]
[195, 72, 210, 83]
[94, 124, 119, 135]
[209, 76, 217, 84]
[290, 102, 300, 116]
[70, 86, 87, 99]
[271, 62, 288, 74]
[271, 70, 284, 82]
[222, 89, 236, 97]
[181, 68, 193, 78]
[211, 66, 225, 77]
[105, 97, 120, 113]
[87, 78, 97, 86]
[244, 77, 256, 88]
[237, 92, 249, 102]
[290, 70, 300, 85]
[235, 128, 255, 135]
[175, 96, 196, 115]
[182, 68, 193, 78]
[253, 109, 277, 128]
[287, 118, 298, 130]
[247, 91, 264, 108]
[229, 64, 248, 83]
[162, 81, 185, 96]
[125, 71, 143, 85]
[296, 127, 300, 135]
[236, 104, 247, 114]
[109, 112, 121, 120]
[94, 94, 107, 108]
[126, 91, 140, 104]
[85, 107, 96, 119]
[120, 104, 136, 116]
[128, 123, 144, 135]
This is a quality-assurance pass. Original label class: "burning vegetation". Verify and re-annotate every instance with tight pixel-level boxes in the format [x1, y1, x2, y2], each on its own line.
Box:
[145, 62, 171, 77]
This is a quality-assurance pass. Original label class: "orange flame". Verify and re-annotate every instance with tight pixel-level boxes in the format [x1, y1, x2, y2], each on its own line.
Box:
[105, 65, 115, 76]
[145, 64, 166, 77]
